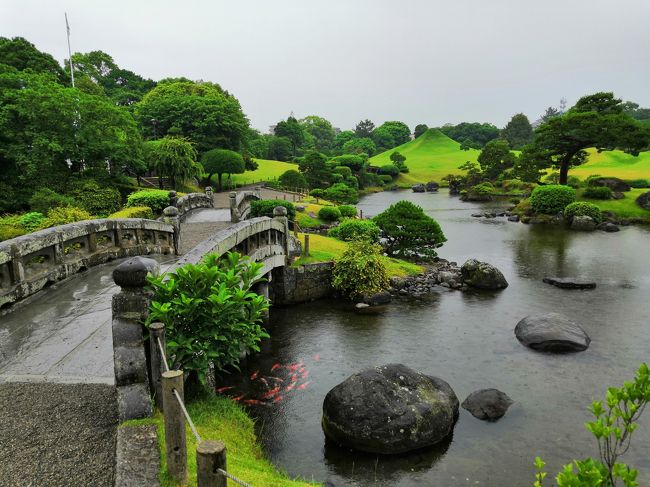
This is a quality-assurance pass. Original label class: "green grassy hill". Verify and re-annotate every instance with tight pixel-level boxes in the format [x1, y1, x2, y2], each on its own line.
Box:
[570, 149, 650, 180]
[229, 159, 297, 186]
[369, 129, 480, 185]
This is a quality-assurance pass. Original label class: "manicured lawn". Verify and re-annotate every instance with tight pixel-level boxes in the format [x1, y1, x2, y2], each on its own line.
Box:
[293, 233, 423, 277]
[123, 396, 316, 487]
[570, 149, 650, 180]
[369, 128, 480, 186]
[578, 188, 650, 220]
[228, 159, 297, 186]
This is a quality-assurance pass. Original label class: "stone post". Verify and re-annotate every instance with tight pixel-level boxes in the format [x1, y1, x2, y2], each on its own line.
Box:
[204, 186, 214, 207]
[163, 206, 181, 255]
[229, 192, 239, 223]
[168, 190, 178, 208]
[253, 278, 270, 326]
[273, 206, 290, 261]
[112, 256, 160, 421]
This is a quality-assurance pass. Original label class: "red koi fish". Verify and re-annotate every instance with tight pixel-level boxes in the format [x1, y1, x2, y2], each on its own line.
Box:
[270, 363, 281, 371]
[232, 395, 245, 402]
[301, 370, 310, 379]
[243, 399, 265, 406]
[250, 370, 259, 380]
[262, 387, 280, 399]
[290, 374, 298, 383]
[296, 381, 311, 390]
[285, 383, 295, 392]
[216, 386, 234, 394]
[273, 395, 283, 403]
[268, 376, 284, 383]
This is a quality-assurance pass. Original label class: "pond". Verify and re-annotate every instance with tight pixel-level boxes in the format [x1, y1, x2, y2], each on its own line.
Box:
[229, 190, 650, 486]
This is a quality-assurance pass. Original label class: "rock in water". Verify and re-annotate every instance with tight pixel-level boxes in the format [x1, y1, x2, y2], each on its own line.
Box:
[460, 259, 508, 289]
[462, 389, 513, 421]
[571, 215, 596, 231]
[321, 364, 459, 454]
[543, 277, 597, 289]
[426, 181, 440, 192]
[412, 184, 426, 193]
[515, 313, 591, 352]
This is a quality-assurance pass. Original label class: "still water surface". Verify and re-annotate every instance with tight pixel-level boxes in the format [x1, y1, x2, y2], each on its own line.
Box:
[240, 190, 650, 486]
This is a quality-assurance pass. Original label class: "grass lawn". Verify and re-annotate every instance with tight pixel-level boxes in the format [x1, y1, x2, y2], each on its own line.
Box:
[578, 188, 650, 220]
[570, 149, 650, 180]
[228, 159, 297, 186]
[123, 396, 317, 487]
[293, 233, 423, 277]
[369, 128, 480, 186]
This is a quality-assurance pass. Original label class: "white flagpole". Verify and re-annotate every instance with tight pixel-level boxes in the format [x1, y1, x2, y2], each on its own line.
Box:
[65, 12, 75, 87]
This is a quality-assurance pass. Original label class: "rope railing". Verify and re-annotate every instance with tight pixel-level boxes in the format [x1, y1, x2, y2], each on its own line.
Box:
[149, 324, 255, 487]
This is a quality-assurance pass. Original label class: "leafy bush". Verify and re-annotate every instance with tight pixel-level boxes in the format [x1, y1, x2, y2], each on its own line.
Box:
[564, 202, 602, 223]
[39, 207, 93, 228]
[345, 176, 359, 189]
[19, 212, 45, 231]
[68, 181, 121, 217]
[309, 188, 324, 198]
[530, 185, 576, 214]
[373, 200, 446, 259]
[501, 179, 524, 191]
[332, 240, 390, 299]
[337, 205, 357, 218]
[329, 218, 380, 242]
[359, 171, 383, 188]
[108, 206, 154, 219]
[378, 164, 400, 178]
[330, 154, 366, 171]
[147, 252, 270, 384]
[471, 182, 495, 195]
[28, 188, 76, 214]
[278, 169, 308, 189]
[583, 186, 613, 200]
[567, 176, 582, 189]
[330, 173, 344, 184]
[323, 183, 359, 204]
[126, 190, 170, 213]
[378, 174, 394, 185]
[250, 199, 296, 220]
[0, 224, 27, 241]
[333, 166, 353, 179]
[627, 179, 649, 188]
[318, 206, 341, 222]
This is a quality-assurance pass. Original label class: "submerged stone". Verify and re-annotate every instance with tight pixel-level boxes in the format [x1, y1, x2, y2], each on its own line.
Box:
[543, 277, 596, 289]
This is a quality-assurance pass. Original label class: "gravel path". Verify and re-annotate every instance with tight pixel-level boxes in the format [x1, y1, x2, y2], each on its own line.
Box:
[0, 382, 118, 487]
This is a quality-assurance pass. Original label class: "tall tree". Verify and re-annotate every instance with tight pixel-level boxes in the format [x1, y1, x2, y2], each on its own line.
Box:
[274, 116, 305, 157]
[144, 137, 200, 189]
[298, 151, 331, 188]
[477, 139, 516, 179]
[0, 37, 66, 83]
[300, 115, 335, 153]
[439, 122, 500, 148]
[501, 113, 533, 149]
[354, 119, 375, 138]
[414, 124, 429, 138]
[343, 137, 376, 156]
[390, 151, 407, 171]
[520, 92, 650, 185]
[372, 121, 411, 152]
[200, 148, 245, 190]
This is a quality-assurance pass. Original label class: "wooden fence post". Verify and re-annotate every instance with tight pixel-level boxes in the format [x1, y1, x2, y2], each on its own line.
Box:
[303, 234, 310, 257]
[197, 440, 227, 487]
[360, 209, 363, 219]
[149, 322, 166, 409]
[162, 370, 187, 483]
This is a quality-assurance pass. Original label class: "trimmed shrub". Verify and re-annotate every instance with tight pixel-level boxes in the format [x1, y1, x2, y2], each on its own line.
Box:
[378, 174, 393, 185]
[127, 190, 170, 213]
[567, 176, 582, 189]
[250, 199, 296, 220]
[19, 212, 45, 231]
[330, 154, 366, 171]
[309, 188, 324, 198]
[69, 181, 121, 217]
[318, 206, 342, 222]
[39, 207, 93, 229]
[323, 183, 359, 204]
[328, 219, 380, 242]
[109, 206, 154, 219]
[627, 179, 650, 188]
[333, 166, 353, 179]
[463, 182, 495, 202]
[530, 185, 576, 214]
[332, 240, 390, 299]
[337, 205, 357, 218]
[28, 188, 76, 214]
[378, 164, 400, 178]
[583, 186, 613, 200]
[345, 176, 359, 189]
[278, 169, 308, 190]
[564, 202, 602, 224]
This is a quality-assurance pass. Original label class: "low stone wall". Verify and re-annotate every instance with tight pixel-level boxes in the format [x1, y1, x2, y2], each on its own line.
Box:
[0, 219, 175, 308]
[272, 262, 334, 305]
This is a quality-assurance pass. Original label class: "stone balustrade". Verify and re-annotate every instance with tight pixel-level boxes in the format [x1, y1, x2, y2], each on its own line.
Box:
[229, 189, 261, 223]
[173, 189, 214, 220]
[0, 218, 175, 308]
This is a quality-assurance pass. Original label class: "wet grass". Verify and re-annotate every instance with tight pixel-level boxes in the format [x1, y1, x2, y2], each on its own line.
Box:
[578, 188, 650, 221]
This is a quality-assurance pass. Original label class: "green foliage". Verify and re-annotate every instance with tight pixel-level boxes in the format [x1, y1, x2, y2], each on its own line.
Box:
[354, 119, 375, 138]
[627, 179, 649, 188]
[200, 148, 245, 190]
[127, 190, 170, 213]
[478, 139, 516, 179]
[323, 183, 359, 204]
[318, 206, 342, 222]
[0, 36, 66, 82]
[439, 122, 500, 149]
[583, 186, 614, 200]
[39, 207, 93, 228]
[371, 121, 411, 152]
[309, 188, 324, 198]
[332, 240, 390, 299]
[390, 151, 407, 171]
[379, 164, 400, 178]
[28, 188, 76, 214]
[342, 137, 376, 156]
[147, 252, 269, 384]
[534, 363, 650, 487]
[564, 202, 602, 223]
[299, 151, 331, 188]
[108, 206, 154, 219]
[501, 113, 533, 149]
[468, 182, 496, 199]
[373, 200, 446, 259]
[333, 166, 353, 179]
[0, 224, 27, 241]
[144, 136, 200, 189]
[249, 199, 296, 220]
[414, 124, 429, 138]
[337, 205, 357, 218]
[278, 169, 308, 189]
[530, 185, 577, 214]
[328, 219, 380, 242]
[18, 212, 45, 231]
[274, 116, 305, 157]
[68, 180, 121, 217]
[330, 154, 367, 172]
[299, 115, 335, 153]
[379, 174, 394, 185]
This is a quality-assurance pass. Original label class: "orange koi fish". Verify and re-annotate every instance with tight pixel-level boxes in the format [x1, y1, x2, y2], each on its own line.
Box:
[216, 386, 234, 394]
[273, 395, 283, 403]
[301, 370, 310, 379]
[270, 363, 281, 371]
[232, 395, 245, 402]
[296, 381, 311, 390]
[262, 387, 280, 399]
[250, 370, 259, 380]
[243, 399, 265, 406]
[285, 383, 295, 392]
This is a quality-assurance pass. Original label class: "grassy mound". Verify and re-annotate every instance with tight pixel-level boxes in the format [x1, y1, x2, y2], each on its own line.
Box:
[369, 128, 480, 185]
[570, 149, 650, 180]
[229, 159, 297, 186]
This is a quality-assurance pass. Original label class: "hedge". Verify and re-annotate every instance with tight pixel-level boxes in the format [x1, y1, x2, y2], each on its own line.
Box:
[564, 202, 602, 224]
[530, 185, 576, 214]
[109, 206, 155, 219]
[583, 186, 613, 200]
[318, 206, 342, 222]
[337, 205, 357, 218]
[126, 190, 171, 213]
[328, 219, 380, 242]
[250, 200, 296, 220]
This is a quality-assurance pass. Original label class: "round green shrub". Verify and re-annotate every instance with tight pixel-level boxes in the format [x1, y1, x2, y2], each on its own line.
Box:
[28, 188, 76, 214]
[530, 185, 577, 214]
[19, 212, 45, 231]
[0, 225, 27, 241]
[250, 200, 296, 220]
[109, 206, 154, 219]
[378, 174, 393, 185]
[332, 240, 390, 299]
[328, 219, 380, 242]
[69, 181, 121, 217]
[378, 164, 400, 178]
[334, 166, 353, 179]
[583, 186, 613, 200]
[309, 189, 324, 198]
[127, 190, 171, 213]
[337, 205, 357, 218]
[318, 206, 342, 222]
[278, 169, 307, 190]
[564, 202, 602, 224]
[323, 183, 359, 204]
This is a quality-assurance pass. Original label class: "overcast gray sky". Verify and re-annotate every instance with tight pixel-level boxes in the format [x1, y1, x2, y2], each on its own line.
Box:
[2, 0, 649, 132]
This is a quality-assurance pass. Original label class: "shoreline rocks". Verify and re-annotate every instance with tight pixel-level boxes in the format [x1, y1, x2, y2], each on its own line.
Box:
[515, 313, 591, 352]
[460, 259, 508, 290]
[321, 364, 459, 454]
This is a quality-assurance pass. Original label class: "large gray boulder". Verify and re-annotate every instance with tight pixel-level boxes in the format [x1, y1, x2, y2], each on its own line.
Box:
[589, 177, 631, 192]
[460, 259, 508, 289]
[636, 191, 650, 210]
[515, 313, 591, 352]
[462, 389, 513, 421]
[322, 364, 459, 454]
[412, 184, 426, 193]
[426, 181, 440, 192]
[571, 215, 596, 231]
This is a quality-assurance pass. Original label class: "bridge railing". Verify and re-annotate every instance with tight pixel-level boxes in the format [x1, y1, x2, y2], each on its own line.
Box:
[229, 189, 261, 223]
[169, 187, 214, 221]
[0, 218, 175, 308]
